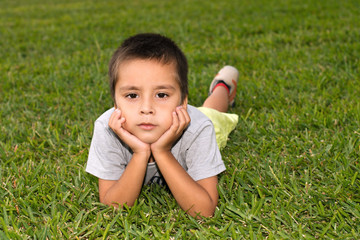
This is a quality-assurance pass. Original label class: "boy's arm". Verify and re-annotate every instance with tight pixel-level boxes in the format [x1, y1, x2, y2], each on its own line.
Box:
[100, 109, 151, 207]
[99, 152, 149, 207]
[153, 151, 219, 218]
[151, 105, 219, 217]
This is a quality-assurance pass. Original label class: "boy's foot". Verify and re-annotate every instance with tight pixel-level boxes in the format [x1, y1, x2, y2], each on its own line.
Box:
[209, 65, 239, 107]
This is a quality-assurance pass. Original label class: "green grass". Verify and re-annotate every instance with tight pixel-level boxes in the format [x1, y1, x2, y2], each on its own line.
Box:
[1, 0, 359, 238]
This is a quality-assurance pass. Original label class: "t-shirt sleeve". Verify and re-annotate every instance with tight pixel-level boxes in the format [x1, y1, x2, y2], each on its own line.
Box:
[85, 120, 128, 180]
[185, 121, 226, 181]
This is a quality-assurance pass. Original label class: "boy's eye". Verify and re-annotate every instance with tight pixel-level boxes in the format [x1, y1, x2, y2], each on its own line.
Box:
[126, 93, 138, 99]
[156, 93, 168, 98]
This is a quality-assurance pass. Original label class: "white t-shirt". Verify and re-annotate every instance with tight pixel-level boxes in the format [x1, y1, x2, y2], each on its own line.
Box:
[86, 105, 226, 185]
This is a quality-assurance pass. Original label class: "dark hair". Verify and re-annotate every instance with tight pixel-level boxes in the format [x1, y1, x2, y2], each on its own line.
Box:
[108, 33, 188, 103]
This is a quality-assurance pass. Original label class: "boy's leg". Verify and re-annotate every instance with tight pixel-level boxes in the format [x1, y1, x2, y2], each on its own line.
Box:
[202, 66, 239, 113]
[202, 85, 229, 113]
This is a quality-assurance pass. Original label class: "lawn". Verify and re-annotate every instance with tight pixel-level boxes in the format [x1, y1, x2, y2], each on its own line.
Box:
[0, 0, 359, 239]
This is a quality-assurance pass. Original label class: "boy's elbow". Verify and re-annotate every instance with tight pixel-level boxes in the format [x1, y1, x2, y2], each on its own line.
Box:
[100, 197, 116, 208]
[100, 197, 133, 208]
[198, 209, 215, 218]
[188, 208, 215, 219]
[187, 203, 217, 218]
[99, 195, 112, 207]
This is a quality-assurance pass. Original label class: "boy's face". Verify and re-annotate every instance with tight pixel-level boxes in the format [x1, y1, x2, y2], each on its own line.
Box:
[114, 59, 186, 144]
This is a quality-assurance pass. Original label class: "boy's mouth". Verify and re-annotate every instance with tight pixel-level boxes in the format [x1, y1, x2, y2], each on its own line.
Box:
[138, 123, 156, 130]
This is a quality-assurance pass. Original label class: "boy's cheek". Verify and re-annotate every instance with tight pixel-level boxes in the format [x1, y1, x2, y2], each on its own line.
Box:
[122, 122, 132, 133]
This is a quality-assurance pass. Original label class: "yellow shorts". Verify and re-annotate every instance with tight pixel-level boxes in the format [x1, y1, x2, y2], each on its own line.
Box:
[197, 107, 238, 149]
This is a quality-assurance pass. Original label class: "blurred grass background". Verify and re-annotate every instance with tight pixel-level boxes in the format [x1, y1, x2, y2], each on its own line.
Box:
[0, 0, 359, 239]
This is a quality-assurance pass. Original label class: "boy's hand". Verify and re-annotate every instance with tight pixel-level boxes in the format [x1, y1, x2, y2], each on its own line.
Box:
[151, 105, 191, 154]
[109, 109, 151, 156]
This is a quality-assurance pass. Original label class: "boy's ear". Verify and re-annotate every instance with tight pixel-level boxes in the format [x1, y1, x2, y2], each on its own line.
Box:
[181, 96, 188, 109]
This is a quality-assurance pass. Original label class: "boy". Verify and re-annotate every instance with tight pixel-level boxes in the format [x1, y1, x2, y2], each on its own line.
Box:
[86, 33, 238, 217]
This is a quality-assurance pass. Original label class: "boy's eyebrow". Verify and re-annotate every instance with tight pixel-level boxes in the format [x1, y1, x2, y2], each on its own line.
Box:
[154, 84, 177, 90]
[119, 85, 176, 91]
[118, 86, 140, 91]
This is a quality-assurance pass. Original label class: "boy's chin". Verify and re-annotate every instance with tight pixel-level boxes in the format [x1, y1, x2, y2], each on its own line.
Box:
[137, 135, 161, 145]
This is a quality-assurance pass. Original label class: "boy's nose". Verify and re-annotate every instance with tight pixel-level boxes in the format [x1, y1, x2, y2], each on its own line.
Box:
[140, 101, 155, 115]
[140, 108, 154, 114]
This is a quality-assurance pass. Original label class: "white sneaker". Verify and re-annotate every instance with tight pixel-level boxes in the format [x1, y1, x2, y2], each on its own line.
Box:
[209, 65, 239, 107]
